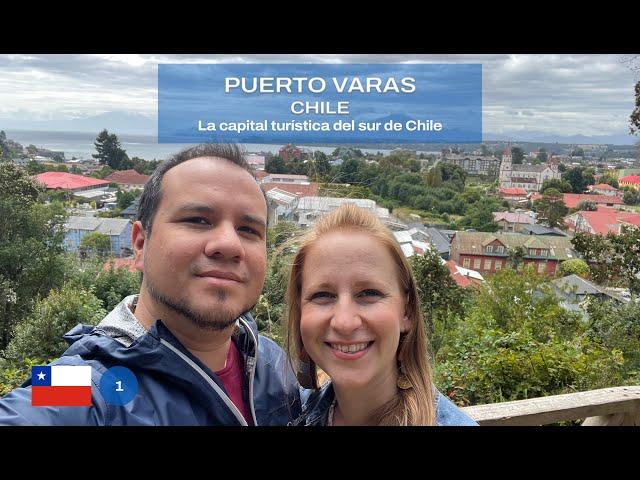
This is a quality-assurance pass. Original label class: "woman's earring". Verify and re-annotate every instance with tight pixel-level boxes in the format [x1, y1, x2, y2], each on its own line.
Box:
[297, 349, 319, 390]
[397, 362, 412, 390]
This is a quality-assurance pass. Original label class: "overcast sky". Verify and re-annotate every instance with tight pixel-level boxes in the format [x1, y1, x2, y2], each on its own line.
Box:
[0, 54, 638, 137]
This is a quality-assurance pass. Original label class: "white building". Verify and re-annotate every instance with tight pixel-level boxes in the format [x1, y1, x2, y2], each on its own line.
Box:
[295, 197, 390, 227]
[499, 148, 561, 192]
[262, 173, 310, 185]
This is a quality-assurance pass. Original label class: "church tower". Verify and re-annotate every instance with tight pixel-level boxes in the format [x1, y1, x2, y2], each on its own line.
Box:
[499, 146, 512, 188]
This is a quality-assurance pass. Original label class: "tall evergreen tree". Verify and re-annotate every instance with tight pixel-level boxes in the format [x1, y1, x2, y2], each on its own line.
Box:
[92, 129, 131, 170]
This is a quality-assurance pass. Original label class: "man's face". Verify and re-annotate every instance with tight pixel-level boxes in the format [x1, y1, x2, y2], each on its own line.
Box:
[137, 157, 267, 330]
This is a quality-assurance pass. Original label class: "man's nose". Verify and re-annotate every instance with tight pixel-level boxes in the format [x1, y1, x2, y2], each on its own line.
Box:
[203, 221, 244, 260]
[330, 297, 362, 335]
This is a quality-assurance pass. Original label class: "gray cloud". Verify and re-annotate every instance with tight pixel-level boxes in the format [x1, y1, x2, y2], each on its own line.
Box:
[0, 53, 638, 137]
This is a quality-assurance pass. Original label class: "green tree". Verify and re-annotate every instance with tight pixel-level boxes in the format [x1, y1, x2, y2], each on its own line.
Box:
[572, 227, 640, 293]
[309, 151, 331, 180]
[265, 156, 286, 174]
[0, 131, 13, 161]
[511, 147, 524, 165]
[540, 178, 573, 194]
[0, 164, 68, 349]
[252, 252, 292, 344]
[586, 299, 640, 379]
[424, 165, 443, 188]
[630, 80, 640, 135]
[92, 129, 131, 170]
[571, 232, 616, 285]
[116, 188, 141, 210]
[576, 200, 597, 211]
[623, 189, 640, 205]
[90, 165, 115, 179]
[26, 144, 38, 157]
[131, 157, 161, 175]
[438, 162, 467, 192]
[507, 245, 526, 269]
[558, 259, 590, 278]
[609, 226, 640, 294]
[93, 263, 141, 311]
[600, 174, 619, 189]
[459, 197, 502, 232]
[3, 285, 105, 363]
[533, 188, 568, 227]
[79, 232, 112, 256]
[562, 166, 596, 193]
[410, 248, 468, 353]
[537, 148, 548, 163]
[25, 159, 46, 175]
[571, 147, 585, 157]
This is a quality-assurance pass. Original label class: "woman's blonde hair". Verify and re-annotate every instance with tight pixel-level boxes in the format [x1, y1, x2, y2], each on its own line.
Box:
[285, 203, 436, 425]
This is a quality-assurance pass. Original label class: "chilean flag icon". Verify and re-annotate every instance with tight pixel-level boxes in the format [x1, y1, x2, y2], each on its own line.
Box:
[31, 365, 92, 407]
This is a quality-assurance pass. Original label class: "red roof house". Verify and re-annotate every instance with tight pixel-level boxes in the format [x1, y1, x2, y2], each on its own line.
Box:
[34, 172, 110, 192]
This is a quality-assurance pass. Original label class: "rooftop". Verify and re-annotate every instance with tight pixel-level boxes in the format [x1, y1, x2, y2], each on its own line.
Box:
[65, 216, 131, 236]
[492, 212, 535, 224]
[34, 172, 110, 190]
[262, 182, 319, 198]
[452, 231, 576, 260]
[103, 169, 149, 186]
[499, 187, 528, 196]
[588, 183, 619, 191]
[619, 175, 640, 184]
[570, 207, 640, 235]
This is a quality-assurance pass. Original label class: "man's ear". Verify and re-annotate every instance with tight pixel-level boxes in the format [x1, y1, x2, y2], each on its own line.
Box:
[131, 221, 146, 272]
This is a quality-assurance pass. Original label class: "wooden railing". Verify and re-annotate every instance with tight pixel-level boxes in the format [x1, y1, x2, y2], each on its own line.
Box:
[460, 386, 640, 426]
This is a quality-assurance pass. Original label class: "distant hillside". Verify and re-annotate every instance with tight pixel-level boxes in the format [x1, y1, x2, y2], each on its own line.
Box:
[0, 111, 156, 136]
[483, 131, 639, 146]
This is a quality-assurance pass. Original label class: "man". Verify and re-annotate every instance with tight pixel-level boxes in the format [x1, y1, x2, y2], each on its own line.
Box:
[0, 144, 301, 425]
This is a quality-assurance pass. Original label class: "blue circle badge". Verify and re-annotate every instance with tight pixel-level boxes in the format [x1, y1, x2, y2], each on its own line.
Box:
[99, 366, 138, 406]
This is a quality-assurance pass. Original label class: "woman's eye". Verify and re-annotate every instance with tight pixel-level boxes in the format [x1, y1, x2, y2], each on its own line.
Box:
[359, 289, 382, 298]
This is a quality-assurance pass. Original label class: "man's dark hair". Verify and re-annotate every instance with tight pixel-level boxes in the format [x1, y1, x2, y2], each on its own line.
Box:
[137, 143, 268, 235]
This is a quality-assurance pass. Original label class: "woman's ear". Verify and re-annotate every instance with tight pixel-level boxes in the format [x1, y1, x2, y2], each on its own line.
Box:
[400, 314, 411, 333]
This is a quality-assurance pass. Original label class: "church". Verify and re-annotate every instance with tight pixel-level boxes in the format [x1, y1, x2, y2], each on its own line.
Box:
[499, 148, 561, 193]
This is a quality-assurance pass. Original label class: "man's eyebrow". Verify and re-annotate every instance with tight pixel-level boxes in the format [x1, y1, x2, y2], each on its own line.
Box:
[175, 203, 215, 214]
[241, 214, 267, 230]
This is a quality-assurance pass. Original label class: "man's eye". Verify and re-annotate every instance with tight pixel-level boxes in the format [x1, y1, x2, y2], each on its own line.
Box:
[184, 217, 209, 225]
[239, 226, 260, 236]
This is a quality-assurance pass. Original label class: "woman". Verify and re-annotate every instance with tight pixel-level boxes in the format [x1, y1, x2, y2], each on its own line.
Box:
[285, 204, 476, 426]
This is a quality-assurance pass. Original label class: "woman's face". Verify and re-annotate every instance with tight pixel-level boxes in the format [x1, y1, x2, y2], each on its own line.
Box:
[299, 230, 410, 391]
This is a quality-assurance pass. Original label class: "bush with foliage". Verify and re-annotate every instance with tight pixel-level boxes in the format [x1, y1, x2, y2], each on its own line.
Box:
[3, 285, 105, 363]
[434, 267, 626, 406]
[558, 259, 590, 278]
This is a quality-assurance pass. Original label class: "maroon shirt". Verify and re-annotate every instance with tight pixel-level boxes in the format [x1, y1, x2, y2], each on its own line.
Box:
[214, 340, 254, 425]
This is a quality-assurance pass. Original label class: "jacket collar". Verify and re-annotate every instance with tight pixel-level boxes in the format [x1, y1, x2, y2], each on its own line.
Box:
[71, 294, 260, 355]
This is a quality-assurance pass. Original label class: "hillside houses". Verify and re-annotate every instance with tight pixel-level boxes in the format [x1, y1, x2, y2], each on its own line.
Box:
[450, 231, 577, 276]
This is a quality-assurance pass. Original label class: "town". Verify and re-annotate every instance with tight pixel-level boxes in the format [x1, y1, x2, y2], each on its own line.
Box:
[1, 128, 639, 424]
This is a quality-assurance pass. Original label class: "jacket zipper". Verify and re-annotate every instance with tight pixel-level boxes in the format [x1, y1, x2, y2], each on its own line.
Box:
[238, 316, 259, 426]
[159, 338, 248, 426]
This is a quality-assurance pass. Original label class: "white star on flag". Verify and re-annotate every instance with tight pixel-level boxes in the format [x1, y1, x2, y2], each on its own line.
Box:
[37, 371, 46, 381]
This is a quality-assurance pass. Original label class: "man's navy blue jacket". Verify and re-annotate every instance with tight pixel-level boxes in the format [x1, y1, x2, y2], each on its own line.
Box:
[0, 295, 301, 426]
